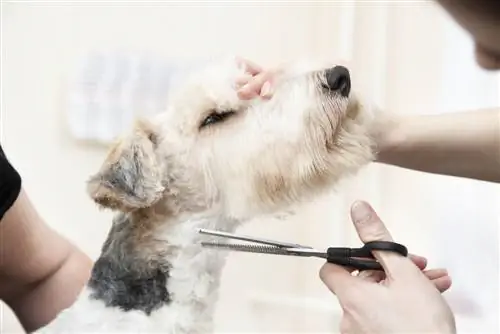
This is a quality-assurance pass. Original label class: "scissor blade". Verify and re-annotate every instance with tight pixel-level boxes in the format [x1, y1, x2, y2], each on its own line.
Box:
[198, 228, 312, 249]
[201, 241, 325, 258]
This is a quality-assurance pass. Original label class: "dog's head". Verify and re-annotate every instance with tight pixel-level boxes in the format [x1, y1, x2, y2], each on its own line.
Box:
[87, 58, 375, 220]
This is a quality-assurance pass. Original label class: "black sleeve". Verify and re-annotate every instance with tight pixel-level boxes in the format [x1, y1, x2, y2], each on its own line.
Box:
[0, 142, 22, 221]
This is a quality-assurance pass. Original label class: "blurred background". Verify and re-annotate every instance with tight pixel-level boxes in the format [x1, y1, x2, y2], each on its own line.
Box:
[1, 1, 499, 333]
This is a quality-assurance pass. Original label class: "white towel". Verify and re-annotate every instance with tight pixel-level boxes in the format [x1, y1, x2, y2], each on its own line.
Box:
[65, 51, 200, 144]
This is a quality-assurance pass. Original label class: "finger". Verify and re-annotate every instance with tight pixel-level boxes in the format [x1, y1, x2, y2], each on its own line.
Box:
[350, 201, 414, 276]
[237, 72, 274, 99]
[425, 268, 452, 293]
[235, 56, 263, 75]
[423, 268, 448, 280]
[408, 254, 427, 270]
[319, 262, 359, 298]
[237, 71, 275, 100]
[358, 254, 427, 282]
[235, 73, 253, 88]
[359, 263, 445, 285]
[431, 275, 452, 293]
[360, 273, 452, 293]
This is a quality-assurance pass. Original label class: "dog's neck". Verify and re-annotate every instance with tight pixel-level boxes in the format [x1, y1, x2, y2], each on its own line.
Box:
[84, 208, 239, 333]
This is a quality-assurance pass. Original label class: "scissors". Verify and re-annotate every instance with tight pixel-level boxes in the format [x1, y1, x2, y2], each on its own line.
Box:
[198, 228, 408, 272]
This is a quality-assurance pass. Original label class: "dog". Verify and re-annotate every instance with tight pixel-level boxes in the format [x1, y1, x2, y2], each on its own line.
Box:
[37, 57, 376, 333]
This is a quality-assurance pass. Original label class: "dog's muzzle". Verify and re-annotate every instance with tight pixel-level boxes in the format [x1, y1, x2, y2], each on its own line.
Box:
[322, 65, 351, 97]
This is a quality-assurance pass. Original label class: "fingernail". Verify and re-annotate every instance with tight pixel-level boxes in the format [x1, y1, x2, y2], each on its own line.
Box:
[351, 201, 373, 224]
[260, 81, 272, 97]
[235, 80, 246, 88]
[237, 84, 250, 95]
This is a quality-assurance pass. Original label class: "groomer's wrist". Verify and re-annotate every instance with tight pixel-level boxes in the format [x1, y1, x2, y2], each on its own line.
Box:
[372, 115, 406, 164]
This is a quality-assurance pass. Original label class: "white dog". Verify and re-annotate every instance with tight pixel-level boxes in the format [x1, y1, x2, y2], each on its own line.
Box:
[37, 58, 376, 333]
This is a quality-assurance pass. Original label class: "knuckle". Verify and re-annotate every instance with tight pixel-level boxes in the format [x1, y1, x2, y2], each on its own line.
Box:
[360, 224, 390, 242]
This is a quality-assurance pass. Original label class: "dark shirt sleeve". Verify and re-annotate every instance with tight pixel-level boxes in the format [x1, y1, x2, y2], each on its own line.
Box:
[0, 142, 21, 221]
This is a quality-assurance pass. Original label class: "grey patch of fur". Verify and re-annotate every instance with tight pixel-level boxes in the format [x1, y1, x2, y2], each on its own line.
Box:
[100, 153, 142, 198]
[88, 213, 171, 315]
[96, 146, 155, 200]
[86, 127, 164, 211]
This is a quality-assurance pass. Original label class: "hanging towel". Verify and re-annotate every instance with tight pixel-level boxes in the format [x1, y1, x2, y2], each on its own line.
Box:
[65, 51, 200, 144]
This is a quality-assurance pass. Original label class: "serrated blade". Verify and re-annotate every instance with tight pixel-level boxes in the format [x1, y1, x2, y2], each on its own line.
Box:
[200, 242, 323, 257]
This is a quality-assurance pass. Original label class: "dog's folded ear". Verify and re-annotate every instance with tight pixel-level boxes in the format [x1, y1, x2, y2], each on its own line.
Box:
[87, 119, 165, 212]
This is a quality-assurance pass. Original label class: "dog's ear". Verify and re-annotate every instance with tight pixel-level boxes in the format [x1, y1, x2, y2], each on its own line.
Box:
[87, 119, 165, 212]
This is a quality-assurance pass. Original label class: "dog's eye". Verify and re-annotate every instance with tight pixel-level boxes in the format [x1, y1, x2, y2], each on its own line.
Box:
[200, 110, 235, 129]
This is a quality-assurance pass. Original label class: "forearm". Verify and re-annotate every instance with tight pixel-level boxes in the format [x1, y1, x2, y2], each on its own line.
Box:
[376, 109, 500, 183]
[1, 190, 92, 332]
[6, 248, 92, 333]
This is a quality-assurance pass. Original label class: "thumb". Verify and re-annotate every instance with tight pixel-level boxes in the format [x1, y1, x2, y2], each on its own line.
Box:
[350, 201, 413, 277]
[319, 262, 358, 299]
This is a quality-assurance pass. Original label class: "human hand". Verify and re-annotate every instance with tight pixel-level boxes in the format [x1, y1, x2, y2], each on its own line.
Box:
[235, 57, 279, 100]
[320, 201, 456, 334]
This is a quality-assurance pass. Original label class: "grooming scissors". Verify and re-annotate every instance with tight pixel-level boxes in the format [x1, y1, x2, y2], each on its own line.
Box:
[198, 228, 408, 272]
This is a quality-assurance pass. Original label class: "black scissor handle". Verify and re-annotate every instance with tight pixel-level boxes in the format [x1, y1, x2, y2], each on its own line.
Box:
[326, 256, 385, 271]
[363, 241, 408, 257]
[326, 241, 408, 272]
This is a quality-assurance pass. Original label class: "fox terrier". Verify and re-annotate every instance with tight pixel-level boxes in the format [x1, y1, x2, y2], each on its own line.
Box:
[37, 58, 376, 333]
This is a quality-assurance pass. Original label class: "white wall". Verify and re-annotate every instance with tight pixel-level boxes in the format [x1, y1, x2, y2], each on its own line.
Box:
[1, 2, 499, 333]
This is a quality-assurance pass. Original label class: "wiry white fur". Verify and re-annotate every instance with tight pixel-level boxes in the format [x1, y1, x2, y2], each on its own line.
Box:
[37, 57, 378, 333]
[38, 215, 235, 334]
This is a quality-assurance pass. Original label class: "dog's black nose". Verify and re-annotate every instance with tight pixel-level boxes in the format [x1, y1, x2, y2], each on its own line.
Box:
[324, 65, 351, 97]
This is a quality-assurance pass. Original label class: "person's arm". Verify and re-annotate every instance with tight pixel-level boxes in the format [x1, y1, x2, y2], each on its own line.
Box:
[375, 108, 500, 183]
[0, 190, 93, 332]
[0, 145, 92, 333]
[234, 60, 500, 183]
